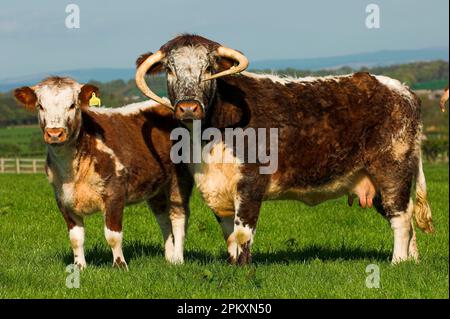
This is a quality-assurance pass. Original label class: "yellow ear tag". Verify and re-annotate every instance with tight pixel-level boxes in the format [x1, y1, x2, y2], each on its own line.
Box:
[89, 93, 101, 107]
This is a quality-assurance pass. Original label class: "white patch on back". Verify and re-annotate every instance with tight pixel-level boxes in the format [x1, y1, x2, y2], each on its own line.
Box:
[374, 75, 416, 103]
[243, 71, 351, 85]
[90, 98, 169, 116]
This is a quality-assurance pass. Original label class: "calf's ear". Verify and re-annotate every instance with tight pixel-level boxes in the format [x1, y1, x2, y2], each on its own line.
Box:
[14, 87, 37, 111]
[78, 84, 100, 108]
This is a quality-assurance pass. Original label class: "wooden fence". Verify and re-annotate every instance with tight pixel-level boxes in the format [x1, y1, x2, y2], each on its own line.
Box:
[0, 158, 46, 174]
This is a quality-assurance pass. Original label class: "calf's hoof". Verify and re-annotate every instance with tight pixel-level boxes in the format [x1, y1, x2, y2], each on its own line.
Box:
[166, 254, 184, 265]
[74, 261, 87, 271]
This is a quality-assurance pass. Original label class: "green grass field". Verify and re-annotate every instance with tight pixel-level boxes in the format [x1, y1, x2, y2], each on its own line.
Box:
[0, 125, 44, 158]
[0, 164, 448, 299]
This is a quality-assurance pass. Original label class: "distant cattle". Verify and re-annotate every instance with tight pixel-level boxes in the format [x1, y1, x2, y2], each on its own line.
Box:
[14, 77, 192, 269]
[135, 34, 433, 265]
[440, 87, 449, 112]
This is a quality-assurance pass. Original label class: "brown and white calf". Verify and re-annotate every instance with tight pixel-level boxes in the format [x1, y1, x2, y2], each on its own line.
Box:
[135, 34, 434, 265]
[14, 77, 192, 269]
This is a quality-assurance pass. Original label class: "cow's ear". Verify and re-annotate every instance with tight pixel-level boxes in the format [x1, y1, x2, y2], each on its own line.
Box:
[136, 52, 164, 75]
[14, 86, 37, 111]
[78, 84, 100, 108]
[216, 56, 236, 73]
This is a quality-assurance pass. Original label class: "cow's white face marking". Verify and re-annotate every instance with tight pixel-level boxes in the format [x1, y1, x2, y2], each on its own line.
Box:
[166, 45, 216, 110]
[34, 83, 82, 132]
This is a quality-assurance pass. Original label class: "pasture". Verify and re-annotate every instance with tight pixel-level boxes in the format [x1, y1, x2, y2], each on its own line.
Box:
[0, 164, 448, 299]
[0, 125, 44, 158]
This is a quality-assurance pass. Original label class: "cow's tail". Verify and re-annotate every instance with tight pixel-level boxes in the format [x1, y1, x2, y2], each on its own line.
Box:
[414, 153, 434, 233]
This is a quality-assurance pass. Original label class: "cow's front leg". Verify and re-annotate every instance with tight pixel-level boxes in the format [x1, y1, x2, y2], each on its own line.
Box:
[58, 202, 87, 270]
[147, 194, 175, 263]
[148, 189, 189, 265]
[104, 197, 128, 270]
[168, 204, 188, 264]
[67, 213, 87, 270]
[227, 197, 262, 265]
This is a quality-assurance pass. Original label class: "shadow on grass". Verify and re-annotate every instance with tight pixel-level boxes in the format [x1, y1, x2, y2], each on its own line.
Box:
[58, 240, 390, 267]
[59, 240, 217, 267]
[253, 245, 391, 265]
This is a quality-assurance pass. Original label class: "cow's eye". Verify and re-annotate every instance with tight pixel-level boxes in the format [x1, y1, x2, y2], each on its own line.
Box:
[69, 103, 76, 110]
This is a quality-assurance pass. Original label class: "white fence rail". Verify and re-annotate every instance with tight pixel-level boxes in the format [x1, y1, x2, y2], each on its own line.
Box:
[0, 158, 46, 174]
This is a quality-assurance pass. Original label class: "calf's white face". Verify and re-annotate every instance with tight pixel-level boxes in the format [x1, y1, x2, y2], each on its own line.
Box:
[14, 77, 99, 145]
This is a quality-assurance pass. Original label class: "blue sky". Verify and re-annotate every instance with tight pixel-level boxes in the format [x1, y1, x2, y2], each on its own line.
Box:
[1, 0, 448, 77]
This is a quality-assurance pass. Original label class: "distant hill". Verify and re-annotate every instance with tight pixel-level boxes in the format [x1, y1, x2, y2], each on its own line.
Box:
[1, 47, 448, 92]
[250, 47, 449, 71]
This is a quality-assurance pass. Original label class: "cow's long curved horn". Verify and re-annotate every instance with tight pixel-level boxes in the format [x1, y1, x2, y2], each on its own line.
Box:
[135, 50, 173, 108]
[203, 46, 249, 81]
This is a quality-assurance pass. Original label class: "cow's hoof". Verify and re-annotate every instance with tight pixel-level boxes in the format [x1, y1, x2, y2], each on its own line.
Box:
[237, 250, 252, 266]
[228, 245, 252, 266]
[391, 256, 409, 265]
[74, 261, 87, 271]
[113, 258, 129, 271]
[166, 255, 184, 265]
[227, 254, 237, 265]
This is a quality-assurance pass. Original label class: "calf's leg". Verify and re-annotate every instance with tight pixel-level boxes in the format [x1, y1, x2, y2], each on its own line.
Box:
[167, 168, 192, 264]
[104, 198, 128, 270]
[155, 166, 192, 264]
[148, 193, 175, 263]
[68, 214, 87, 270]
[59, 203, 87, 270]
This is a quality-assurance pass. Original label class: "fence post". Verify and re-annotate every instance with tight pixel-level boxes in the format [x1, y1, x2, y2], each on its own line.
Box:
[32, 159, 37, 173]
[16, 157, 20, 174]
[0, 158, 4, 173]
